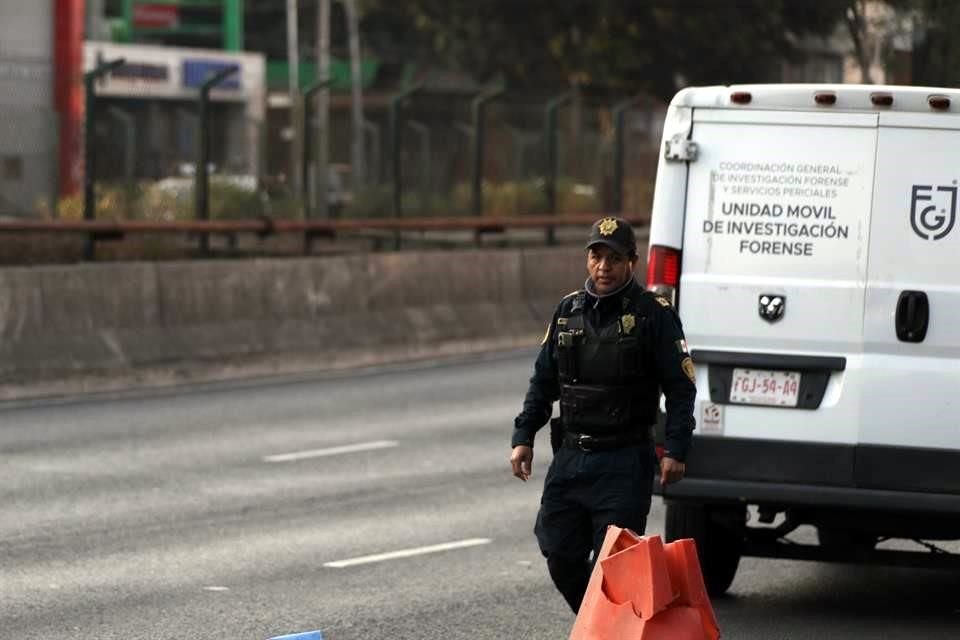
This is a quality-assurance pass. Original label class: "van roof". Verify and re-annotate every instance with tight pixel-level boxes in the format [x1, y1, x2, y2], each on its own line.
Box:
[671, 84, 960, 114]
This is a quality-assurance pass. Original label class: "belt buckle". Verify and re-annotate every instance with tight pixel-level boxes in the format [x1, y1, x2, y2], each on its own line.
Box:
[576, 434, 596, 451]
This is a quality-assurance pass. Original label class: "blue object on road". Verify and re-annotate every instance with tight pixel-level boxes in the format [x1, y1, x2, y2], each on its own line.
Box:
[268, 632, 323, 640]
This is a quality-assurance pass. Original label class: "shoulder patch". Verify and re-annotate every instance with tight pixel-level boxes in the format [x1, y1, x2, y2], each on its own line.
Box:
[681, 357, 696, 382]
[655, 295, 672, 308]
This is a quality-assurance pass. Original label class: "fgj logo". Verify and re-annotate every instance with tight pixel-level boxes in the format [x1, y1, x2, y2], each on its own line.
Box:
[911, 183, 957, 241]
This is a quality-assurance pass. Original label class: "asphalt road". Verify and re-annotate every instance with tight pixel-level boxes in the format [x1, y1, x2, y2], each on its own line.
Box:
[2, 351, 959, 640]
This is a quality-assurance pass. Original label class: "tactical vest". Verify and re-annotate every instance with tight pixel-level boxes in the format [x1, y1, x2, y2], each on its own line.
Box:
[555, 291, 661, 435]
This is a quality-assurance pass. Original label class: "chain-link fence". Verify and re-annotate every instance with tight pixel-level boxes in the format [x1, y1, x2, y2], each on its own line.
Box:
[330, 91, 666, 222]
[2, 85, 664, 225]
[79, 98, 269, 223]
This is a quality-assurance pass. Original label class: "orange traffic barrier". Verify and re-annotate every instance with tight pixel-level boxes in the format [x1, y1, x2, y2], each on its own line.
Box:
[569, 527, 720, 640]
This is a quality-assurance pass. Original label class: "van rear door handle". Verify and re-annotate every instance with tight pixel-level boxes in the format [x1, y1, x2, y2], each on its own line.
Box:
[896, 290, 929, 343]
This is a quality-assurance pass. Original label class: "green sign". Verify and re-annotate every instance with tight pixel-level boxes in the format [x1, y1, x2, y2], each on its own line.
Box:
[266, 60, 379, 92]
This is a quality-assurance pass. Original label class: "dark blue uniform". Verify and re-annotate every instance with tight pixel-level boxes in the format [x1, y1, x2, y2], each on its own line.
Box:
[511, 278, 696, 612]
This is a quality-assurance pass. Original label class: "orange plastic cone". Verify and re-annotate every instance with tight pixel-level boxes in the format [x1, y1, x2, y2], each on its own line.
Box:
[598, 534, 676, 619]
[568, 526, 721, 640]
[663, 538, 720, 640]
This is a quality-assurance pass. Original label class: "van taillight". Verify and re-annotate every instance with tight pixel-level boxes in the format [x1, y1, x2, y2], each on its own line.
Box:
[646, 245, 681, 305]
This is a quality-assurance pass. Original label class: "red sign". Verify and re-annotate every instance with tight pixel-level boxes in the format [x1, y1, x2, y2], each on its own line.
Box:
[133, 4, 180, 29]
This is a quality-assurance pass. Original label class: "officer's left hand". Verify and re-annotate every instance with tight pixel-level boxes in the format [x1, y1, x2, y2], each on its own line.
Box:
[659, 456, 686, 486]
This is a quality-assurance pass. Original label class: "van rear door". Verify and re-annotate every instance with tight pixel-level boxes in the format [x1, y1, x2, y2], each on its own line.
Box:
[858, 114, 960, 493]
[679, 109, 878, 449]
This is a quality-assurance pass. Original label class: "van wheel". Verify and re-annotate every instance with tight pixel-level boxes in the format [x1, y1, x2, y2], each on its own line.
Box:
[665, 501, 744, 597]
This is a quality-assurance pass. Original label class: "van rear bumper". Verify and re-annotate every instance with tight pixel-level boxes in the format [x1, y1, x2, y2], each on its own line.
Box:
[658, 436, 960, 514]
[659, 477, 960, 515]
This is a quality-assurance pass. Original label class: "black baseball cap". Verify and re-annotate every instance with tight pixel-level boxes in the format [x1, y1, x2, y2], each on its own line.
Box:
[585, 217, 637, 257]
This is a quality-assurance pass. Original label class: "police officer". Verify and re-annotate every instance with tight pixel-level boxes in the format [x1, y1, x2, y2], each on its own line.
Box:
[510, 216, 696, 614]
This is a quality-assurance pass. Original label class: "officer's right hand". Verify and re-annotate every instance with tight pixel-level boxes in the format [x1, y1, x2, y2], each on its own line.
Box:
[510, 445, 533, 482]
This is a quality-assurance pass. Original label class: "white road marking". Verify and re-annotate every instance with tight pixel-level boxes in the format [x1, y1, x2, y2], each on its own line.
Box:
[323, 538, 493, 568]
[263, 440, 398, 463]
[202, 586, 230, 592]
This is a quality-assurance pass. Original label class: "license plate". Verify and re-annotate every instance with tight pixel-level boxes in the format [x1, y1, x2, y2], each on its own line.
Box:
[730, 368, 801, 407]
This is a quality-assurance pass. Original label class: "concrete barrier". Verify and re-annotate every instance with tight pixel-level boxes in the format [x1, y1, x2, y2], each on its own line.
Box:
[0, 245, 631, 399]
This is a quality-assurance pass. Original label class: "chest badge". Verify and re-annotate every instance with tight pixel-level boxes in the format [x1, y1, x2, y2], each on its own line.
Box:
[620, 314, 636, 335]
[759, 294, 786, 323]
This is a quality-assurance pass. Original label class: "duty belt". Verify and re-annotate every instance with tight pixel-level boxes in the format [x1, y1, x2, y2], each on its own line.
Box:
[562, 429, 651, 452]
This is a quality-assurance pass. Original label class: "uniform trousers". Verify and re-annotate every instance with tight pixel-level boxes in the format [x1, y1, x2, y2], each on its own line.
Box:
[534, 441, 657, 613]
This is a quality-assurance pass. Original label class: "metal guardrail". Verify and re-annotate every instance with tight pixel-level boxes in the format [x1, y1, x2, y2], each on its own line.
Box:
[0, 214, 647, 259]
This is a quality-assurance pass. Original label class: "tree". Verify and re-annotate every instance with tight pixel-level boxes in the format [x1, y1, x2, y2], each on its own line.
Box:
[834, 0, 915, 84]
[844, 1, 875, 82]
[357, 0, 865, 100]
[911, 0, 960, 86]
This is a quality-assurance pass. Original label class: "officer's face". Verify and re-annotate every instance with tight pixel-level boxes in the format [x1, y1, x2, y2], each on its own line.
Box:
[587, 245, 637, 295]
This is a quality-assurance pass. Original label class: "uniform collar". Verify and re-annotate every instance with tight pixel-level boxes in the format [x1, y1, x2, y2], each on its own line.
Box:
[583, 277, 640, 308]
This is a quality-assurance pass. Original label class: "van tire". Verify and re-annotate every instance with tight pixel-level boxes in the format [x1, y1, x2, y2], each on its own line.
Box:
[665, 501, 743, 597]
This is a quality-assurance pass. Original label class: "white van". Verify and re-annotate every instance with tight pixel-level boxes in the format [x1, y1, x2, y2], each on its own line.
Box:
[648, 84, 960, 596]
